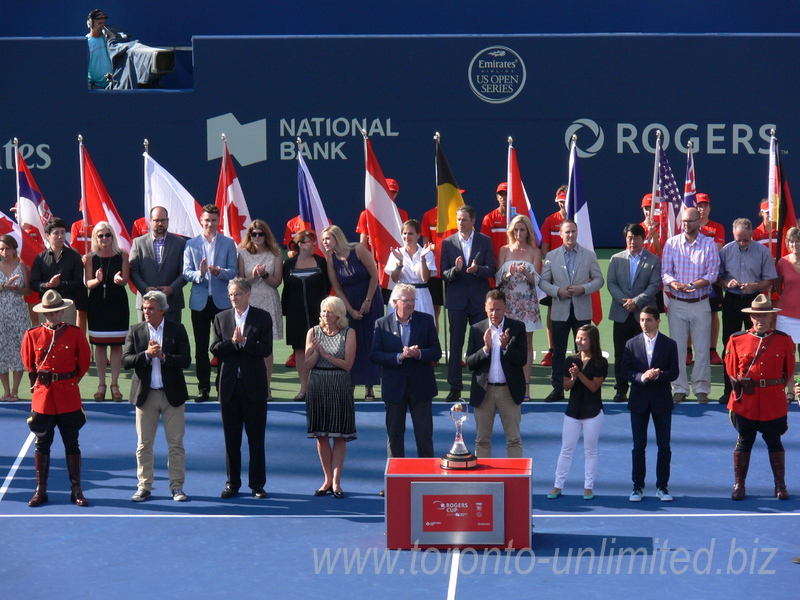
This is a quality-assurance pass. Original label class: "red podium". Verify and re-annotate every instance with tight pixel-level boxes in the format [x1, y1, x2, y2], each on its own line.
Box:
[385, 458, 532, 550]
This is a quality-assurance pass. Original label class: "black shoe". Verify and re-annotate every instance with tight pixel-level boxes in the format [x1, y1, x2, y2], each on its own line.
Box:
[544, 389, 564, 403]
[379, 489, 385, 497]
[220, 485, 239, 499]
[332, 488, 345, 499]
[718, 394, 729, 404]
[195, 389, 210, 403]
[613, 392, 627, 403]
[445, 389, 461, 402]
[314, 486, 332, 496]
[252, 488, 267, 499]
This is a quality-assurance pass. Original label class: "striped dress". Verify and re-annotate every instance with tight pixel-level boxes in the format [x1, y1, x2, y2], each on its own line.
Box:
[306, 326, 357, 440]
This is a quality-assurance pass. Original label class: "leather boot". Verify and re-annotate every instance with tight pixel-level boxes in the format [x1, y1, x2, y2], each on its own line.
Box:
[66, 454, 89, 507]
[731, 451, 750, 501]
[769, 451, 789, 500]
[28, 453, 50, 507]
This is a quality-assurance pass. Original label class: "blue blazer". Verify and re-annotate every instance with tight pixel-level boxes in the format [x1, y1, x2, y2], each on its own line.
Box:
[621, 331, 679, 415]
[369, 311, 441, 404]
[182, 234, 239, 311]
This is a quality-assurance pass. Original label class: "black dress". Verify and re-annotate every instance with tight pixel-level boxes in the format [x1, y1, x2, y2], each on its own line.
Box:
[281, 254, 330, 349]
[87, 252, 130, 345]
[563, 355, 608, 420]
[306, 326, 357, 440]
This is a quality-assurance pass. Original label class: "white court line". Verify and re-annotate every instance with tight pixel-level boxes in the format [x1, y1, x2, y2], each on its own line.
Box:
[1, 511, 799, 519]
[0, 432, 35, 502]
[447, 549, 460, 600]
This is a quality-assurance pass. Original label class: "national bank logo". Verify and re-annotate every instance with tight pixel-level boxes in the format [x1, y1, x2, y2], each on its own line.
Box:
[468, 46, 526, 104]
[565, 119, 605, 158]
[207, 113, 267, 166]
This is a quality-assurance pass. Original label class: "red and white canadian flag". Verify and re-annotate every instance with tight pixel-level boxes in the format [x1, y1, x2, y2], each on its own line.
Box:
[215, 136, 251, 244]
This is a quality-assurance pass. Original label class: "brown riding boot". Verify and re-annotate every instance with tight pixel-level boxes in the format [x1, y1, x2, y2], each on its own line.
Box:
[28, 453, 50, 507]
[769, 451, 789, 500]
[731, 451, 750, 501]
[66, 454, 89, 507]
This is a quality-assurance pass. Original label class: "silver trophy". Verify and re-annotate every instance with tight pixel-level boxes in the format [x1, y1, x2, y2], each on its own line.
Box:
[440, 402, 478, 470]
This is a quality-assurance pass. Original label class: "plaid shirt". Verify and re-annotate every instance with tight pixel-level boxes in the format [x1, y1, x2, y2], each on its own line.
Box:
[661, 232, 720, 300]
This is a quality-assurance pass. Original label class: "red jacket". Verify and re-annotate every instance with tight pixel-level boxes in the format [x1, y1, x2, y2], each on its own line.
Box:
[22, 324, 91, 414]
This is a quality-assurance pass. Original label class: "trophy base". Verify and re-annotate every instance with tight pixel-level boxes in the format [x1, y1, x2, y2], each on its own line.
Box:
[440, 452, 479, 470]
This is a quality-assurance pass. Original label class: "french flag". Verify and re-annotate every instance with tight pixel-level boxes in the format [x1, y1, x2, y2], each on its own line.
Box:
[363, 137, 403, 288]
[15, 147, 53, 243]
[297, 143, 330, 256]
[215, 136, 251, 244]
[506, 140, 542, 245]
[80, 141, 132, 254]
[565, 137, 602, 325]
[0, 209, 45, 266]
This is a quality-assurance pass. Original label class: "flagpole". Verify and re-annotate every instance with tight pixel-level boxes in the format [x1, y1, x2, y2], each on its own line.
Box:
[507, 137, 513, 227]
[13, 138, 20, 225]
[78, 134, 89, 255]
[434, 130, 448, 368]
[143, 139, 150, 220]
[220, 133, 228, 237]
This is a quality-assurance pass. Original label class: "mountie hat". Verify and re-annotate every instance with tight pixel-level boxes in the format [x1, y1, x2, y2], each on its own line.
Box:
[641, 193, 653, 208]
[741, 293, 781, 314]
[496, 182, 508, 193]
[33, 290, 74, 313]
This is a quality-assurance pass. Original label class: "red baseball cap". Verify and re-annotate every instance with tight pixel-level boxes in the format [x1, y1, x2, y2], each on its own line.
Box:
[641, 193, 653, 208]
[496, 182, 508, 193]
[696, 192, 711, 204]
[385, 178, 399, 192]
[760, 201, 770, 212]
[555, 190, 567, 203]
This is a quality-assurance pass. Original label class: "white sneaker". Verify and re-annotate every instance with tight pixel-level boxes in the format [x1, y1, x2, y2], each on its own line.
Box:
[172, 488, 188, 502]
[656, 487, 673, 502]
[629, 488, 644, 502]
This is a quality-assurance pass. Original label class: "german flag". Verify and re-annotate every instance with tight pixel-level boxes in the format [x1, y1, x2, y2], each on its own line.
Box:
[769, 134, 797, 261]
[435, 137, 463, 235]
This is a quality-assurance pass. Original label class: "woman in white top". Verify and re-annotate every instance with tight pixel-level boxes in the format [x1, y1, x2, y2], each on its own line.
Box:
[384, 219, 437, 318]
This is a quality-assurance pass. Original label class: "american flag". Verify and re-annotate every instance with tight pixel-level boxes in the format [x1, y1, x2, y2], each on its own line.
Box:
[653, 141, 682, 243]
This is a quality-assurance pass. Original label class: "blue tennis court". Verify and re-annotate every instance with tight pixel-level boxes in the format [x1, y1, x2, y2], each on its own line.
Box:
[2, 400, 800, 599]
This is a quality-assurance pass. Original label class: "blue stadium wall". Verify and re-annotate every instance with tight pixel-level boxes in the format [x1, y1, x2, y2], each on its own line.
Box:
[1, 34, 798, 247]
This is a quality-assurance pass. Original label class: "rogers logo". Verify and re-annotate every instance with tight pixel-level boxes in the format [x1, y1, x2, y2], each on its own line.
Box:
[565, 118, 605, 158]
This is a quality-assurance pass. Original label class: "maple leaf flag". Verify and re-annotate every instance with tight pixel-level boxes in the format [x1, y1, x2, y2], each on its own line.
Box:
[215, 137, 251, 244]
[79, 140, 132, 254]
[0, 209, 45, 265]
[565, 136, 602, 325]
[363, 137, 403, 288]
[143, 152, 203, 239]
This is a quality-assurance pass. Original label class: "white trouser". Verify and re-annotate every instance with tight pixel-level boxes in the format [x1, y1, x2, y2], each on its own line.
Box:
[666, 297, 711, 395]
[553, 411, 605, 490]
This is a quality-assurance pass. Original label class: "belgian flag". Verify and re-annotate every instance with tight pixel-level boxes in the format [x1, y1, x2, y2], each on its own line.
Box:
[435, 137, 463, 235]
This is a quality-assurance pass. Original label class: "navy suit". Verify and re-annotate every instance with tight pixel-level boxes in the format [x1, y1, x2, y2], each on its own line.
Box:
[210, 306, 272, 491]
[621, 331, 679, 491]
[370, 311, 441, 457]
[466, 317, 528, 407]
[440, 231, 496, 391]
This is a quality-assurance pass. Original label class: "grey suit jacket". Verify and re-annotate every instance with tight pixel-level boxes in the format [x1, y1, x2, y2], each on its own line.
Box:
[606, 248, 661, 323]
[129, 232, 187, 314]
[538, 244, 604, 321]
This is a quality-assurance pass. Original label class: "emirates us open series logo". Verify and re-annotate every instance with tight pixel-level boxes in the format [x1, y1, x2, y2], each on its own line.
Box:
[468, 46, 526, 104]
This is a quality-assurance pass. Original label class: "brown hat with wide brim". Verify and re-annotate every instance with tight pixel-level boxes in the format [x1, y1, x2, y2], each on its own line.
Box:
[33, 289, 74, 313]
[741, 293, 781, 314]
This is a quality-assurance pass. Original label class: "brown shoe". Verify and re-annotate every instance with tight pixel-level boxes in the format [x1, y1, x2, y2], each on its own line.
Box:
[732, 451, 750, 501]
[28, 453, 50, 507]
[770, 451, 789, 500]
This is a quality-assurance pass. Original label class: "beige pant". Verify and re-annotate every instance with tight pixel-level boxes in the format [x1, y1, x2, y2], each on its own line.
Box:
[135, 389, 186, 491]
[473, 384, 523, 458]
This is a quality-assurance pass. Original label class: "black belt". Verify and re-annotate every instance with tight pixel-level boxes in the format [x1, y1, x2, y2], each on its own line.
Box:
[667, 293, 709, 304]
[313, 366, 344, 371]
[741, 377, 785, 388]
[413, 283, 429, 289]
[487, 382, 507, 386]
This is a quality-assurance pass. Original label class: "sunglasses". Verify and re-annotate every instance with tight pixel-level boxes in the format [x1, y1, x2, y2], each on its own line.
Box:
[97, 233, 113, 239]
[250, 231, 265, 238]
